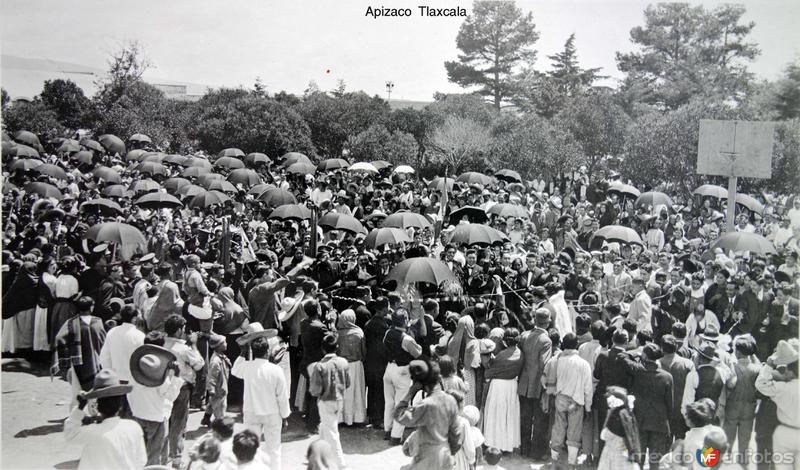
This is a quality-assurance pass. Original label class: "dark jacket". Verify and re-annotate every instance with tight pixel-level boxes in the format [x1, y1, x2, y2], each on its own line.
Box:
[364, 314, 390, 375]
[623, 357, 674, 434]
[517, 327, 552, 399]
[594, 346, 631, 393]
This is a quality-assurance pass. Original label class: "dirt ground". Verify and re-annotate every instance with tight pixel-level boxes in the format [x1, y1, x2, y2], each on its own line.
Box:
[1, 358, 540, 470]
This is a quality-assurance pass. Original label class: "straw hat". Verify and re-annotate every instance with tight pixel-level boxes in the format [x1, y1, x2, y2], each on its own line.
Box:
[80, 369, 133, 399]
[130, 344, 177, 388]
[236, 322, 279, 346]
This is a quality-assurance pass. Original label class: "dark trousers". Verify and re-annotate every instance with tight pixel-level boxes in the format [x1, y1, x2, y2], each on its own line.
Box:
[192, 337, 209, 406]
[638, 430, 670, 468]
[289, 345, 301, 406]
[224, 333, 243, 406]
[366, 370, 385, 427]
[168, 383, 192, 461]
[134, 417, 167, 466]
[520, 395, 550, 459]
[301, 366, 319, 431]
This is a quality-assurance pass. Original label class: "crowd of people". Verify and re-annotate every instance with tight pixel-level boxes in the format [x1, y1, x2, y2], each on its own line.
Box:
[2, 129, 800, 470]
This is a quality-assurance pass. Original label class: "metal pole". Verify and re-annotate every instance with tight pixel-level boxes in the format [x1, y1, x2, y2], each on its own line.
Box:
[726, 176, 737, 234]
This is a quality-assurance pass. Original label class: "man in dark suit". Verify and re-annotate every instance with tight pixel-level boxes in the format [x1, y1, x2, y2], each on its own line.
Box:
[593, 329, 632, 434]
[517, 308, 553, 460]
[461, 249, 484, 295]
[765, 285, 800, 354]
[622, 343, 674, 468]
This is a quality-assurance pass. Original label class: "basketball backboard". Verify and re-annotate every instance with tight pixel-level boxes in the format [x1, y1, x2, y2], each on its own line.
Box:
[697, 120, 774, 179]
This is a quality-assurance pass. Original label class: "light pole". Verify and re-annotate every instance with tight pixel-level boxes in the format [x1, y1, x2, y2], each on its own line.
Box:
[385, 81, 394, 102]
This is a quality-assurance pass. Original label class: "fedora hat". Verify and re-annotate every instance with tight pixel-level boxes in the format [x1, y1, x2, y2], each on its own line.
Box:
[208, 333, 227, 350]
[695, 343, 720, 362]
[236, 322, 279, 346]
[699, 324, 720, 342]
[130, 344, 177, 388]
[80, 369, 133, 399]
[277, 293, 304, 323]
[771, 340, 799, 366]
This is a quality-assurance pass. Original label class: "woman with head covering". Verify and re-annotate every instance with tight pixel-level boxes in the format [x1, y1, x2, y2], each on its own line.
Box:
[49, 256, 81, 347]
[482, 327, 524, 453]
[447, 315, 480, 407]
[2, 260, 40, 352]
[336, 309, 367, 425]
[596, 386, 641, 470]
[33, 257, 58, 352]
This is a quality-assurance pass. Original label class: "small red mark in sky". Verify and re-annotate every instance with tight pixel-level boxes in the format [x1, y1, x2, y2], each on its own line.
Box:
[325, 69, 331, 74]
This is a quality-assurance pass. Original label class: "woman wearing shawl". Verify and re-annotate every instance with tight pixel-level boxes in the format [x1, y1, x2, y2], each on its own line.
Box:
[482, 328, 524, 453]
[2, 261, 39, 353]
[447, 316, 480, 407]
[336, 309, 367, 425]
[33, 257, 58, 352]
[49, 257, 81, 347]
[597, 386, 641, 470]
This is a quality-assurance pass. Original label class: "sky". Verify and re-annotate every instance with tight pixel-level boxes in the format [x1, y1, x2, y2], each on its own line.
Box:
[2, 0, 799, 101]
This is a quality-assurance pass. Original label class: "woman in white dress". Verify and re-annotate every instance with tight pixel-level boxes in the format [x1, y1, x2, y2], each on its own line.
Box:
[336, 309, 367, 425]
[447, 315, 480, 407]
[33, 257, 58, 351]
[49, 257, 81, 347]
[2, 261, 40, 353]
[482, 327, 524, 453]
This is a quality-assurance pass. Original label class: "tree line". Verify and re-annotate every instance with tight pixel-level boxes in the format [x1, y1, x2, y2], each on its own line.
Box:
[2, 1, 798, 194]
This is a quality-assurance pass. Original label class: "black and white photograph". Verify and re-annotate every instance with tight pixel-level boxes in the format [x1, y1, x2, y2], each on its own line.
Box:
[1, 0, 799, 469]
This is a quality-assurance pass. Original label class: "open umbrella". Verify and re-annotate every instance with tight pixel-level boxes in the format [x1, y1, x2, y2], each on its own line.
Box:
[590, 225, 644, 246]
[177, 184, 205, 198]
[635, 191, 673, 210]
[163, 177, 191, 193]
[13, 130, 41, 148]
[693, 184, 728, 199]
[248, 183, 276, 196]
[456, 172, 493, 186]
[348, 162, 379, 174]
[86, 222, 146, 247]
[364, 211, 388, 222]
[92, 166, 122, 184]
[287, 162, 317, 175]
[215, 156, 245, 170]
[129, 133, 152, 144]
[81, 139, 105, 154]
[10, 158, 43, 172]
[196, 173, 226, 187]
[709, 232, 776, 255]
[607, 181, 641, 199]
[495, 169, 522, 183]
[186, 158, 213, 169]
[384, 211, 432, 229]
[134, 192, 183, 210]
[218, 148, 245, 158]
[81, 198, 124, 216]
[387, 257, 457, 286]
[140, 152, 166, 163]
[364, 228, 412, 249]
[246, 152, 270, 165]
[11, 144, 40, 158]
[393, 165, 415, 175]
[319, 212, 367, 234]
[98, 134, 126, 155]
[370, 160, 393, 171]
[126, 149, 147, 162]
[205, 179, 238, 193]
[57, 139, 81, 154]
[129, 179, 161, 193]
[188, 190, 230, 209]
[24, 181, 63, 199]
[258, 188, 297, 207]
[102, 185, 133, 198]
[137, 162, 168, 177]
[317, 158, 350, 171]
[450, 206, 488, 224]
[268, 204, 312, 221]
[428, 177, 455, 193]
[450, 224, 509, 246]
[228, 169, 262, 188]
[164, 154, 188, 166]
[727, 193, 765, 215]
[73, 150, 94, 165]
[182, 166, 210, 178]
[281, 152, 312, 167]
[486, 203, 529, 219]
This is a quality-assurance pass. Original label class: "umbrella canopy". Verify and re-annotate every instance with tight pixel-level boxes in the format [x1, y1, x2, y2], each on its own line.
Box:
[384, 211, 432, 229]
[24, 181, 63, 199]
[268, 204, 312, 221]
[98, 134, 126, 155]
[205, 179, 238, 193]
[245, 152, 270, 165]
[163, 177, 191, 193]
[348, 162, 379, 174]
[182, 166, 211, 178]
[81, 139, 105, 154]
[364, 211, 388, 222]
[428, 177, 455, 193]
[450, 206, 488, 224]
[370, 160, 393, 171]
[393, 165, 415, 174]
[218, 148, 245, 158]
[495, 169, 522, 183]
[163, 154, 188, 165]
[102, 185, 133, 198]
[257, 188, 297, 207]
[215, 156, 246, 170]
[317, 158, 350, 171]
[450, 224, 509, 246]
[709, 232, 776, 255]
[139, 152, 166, 163]
[728, 193, 765, 215]
[287, 162, 317, 175]
[248, 183, 276, 196]
[319, 212, 367, 234]
[607, 181, 641, 198]
[126, 149, 147, 162]
[364, 228, 412, 249]
[456, 172, 493, 186]
[693, 184, 728, 199]
[196, 173, 226, 187]
[10, 158, 43, 172]
[137, 162, 168, 177]
[86, 222, 146, 246]
[486, 203, 530, 219]
[134, 192, 183, 210]
[281, 152, 312, 167]
[129, 179, 161, 193]
[188, 190, 231, 209]
[57, 139, 81, 154]
[387, 257, 457, 286]
[81, 198, 124, 216]
[129, 133, 152, 144]
[11, 144, 40, 158]
[177, 184, 205, 198]
[635, 191, 673, 210]
[228, 169, 262, 188]
[590, 225, 644, 246]
[73, 150, 94, 165]
[186, 157, 213, 169]
[91, 166, 122, 184]
[14, 130, 41, 148]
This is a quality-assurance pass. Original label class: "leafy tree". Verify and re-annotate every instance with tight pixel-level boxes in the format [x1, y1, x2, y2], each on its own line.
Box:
[426, 93, 497, 126]
[95, 40, 152, 106]
[192, 88, 316, 157]
[769, 120, 800, 194]
[773, 61, 800, 120]
[40, 79, 92, 129]
[445, 0, 539, 109]
[555, 91, 631, 176]
[1, 88, 9, 111]
[617, 4, 759, 109]
[427, 116, 491, 173]
[2, 99, 65, 141]
[273, 91, 302, 108]
[386, 107, 430, 160]
[347, 124, 418, 166]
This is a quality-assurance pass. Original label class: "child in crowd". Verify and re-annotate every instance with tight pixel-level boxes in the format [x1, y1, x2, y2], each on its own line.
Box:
[479, 447, 504, 470]
[439, 355, 469, 397]
[203, 334, 231, 426]
[462, 405, 485, 470]
[232, 430, 270, 470]
[187, 435, 222, 470]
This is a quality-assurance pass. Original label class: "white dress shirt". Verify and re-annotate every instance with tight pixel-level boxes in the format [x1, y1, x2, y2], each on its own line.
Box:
[63, 407, 147, 470]
[128, 375, 181, 422]
[98, 323, 145, 382]
[231, 357, 291, 418]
